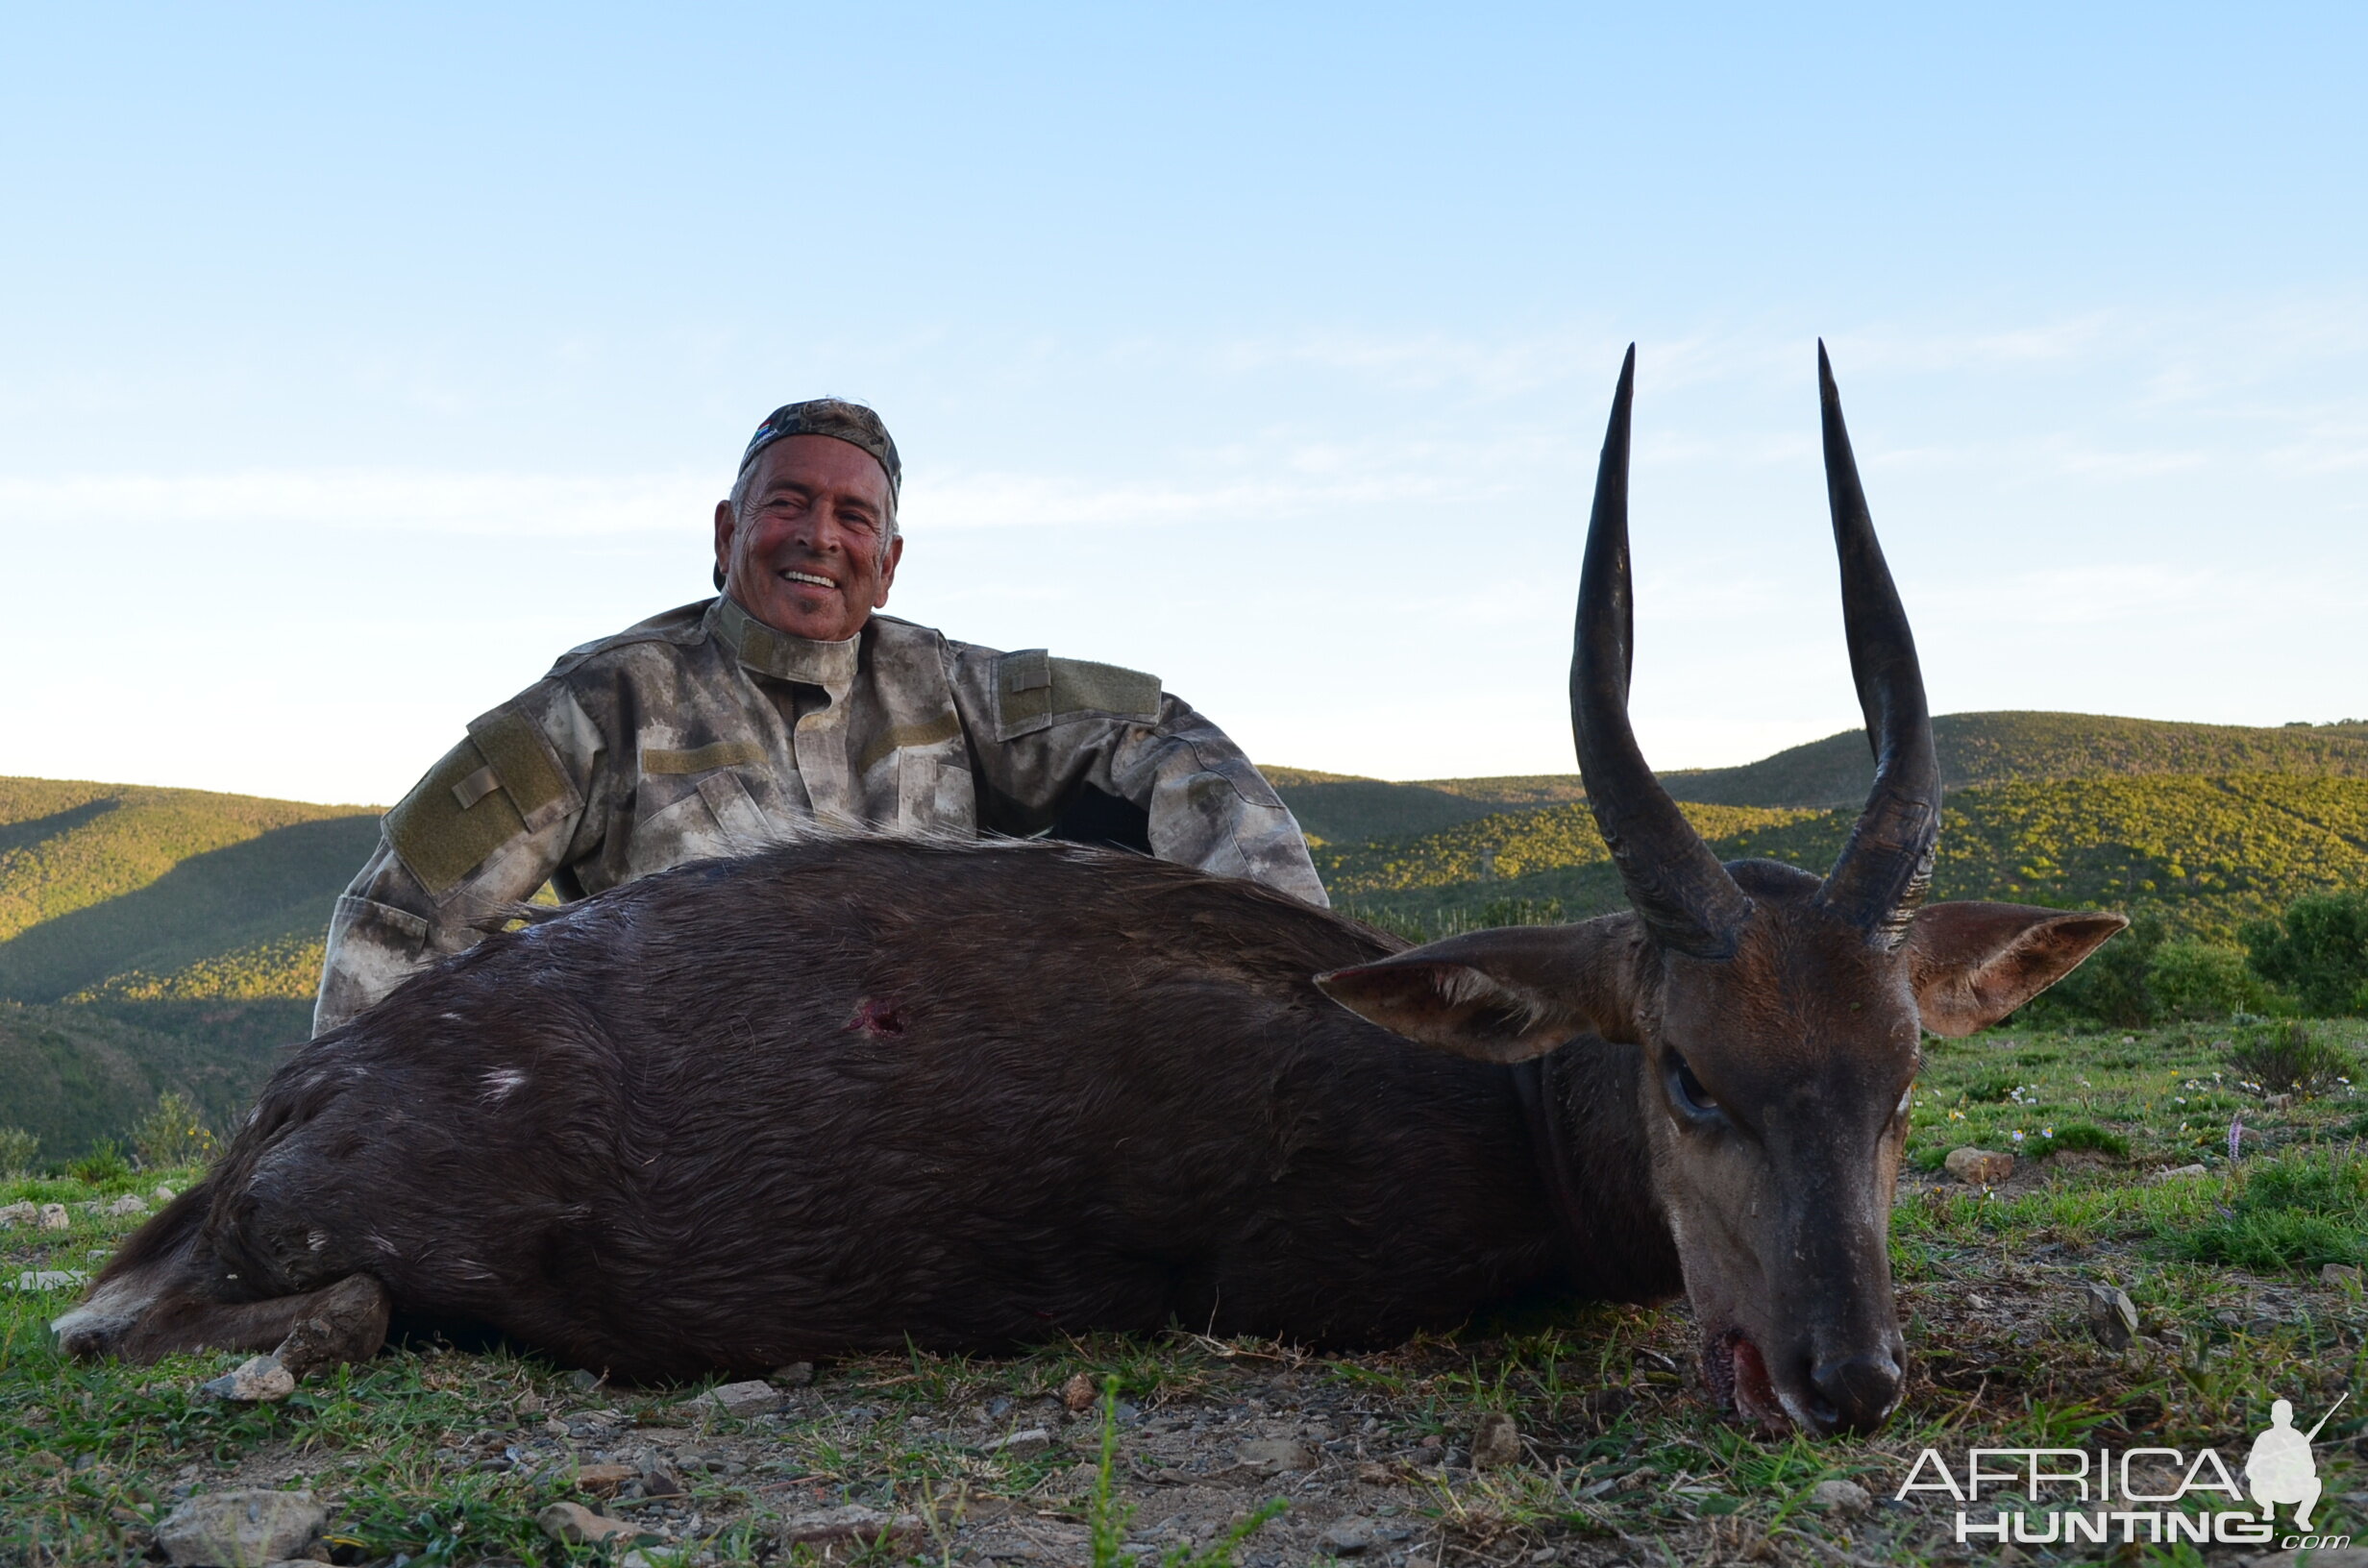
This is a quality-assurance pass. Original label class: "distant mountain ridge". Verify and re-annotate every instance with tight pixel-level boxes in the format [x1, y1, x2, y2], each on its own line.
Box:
[1661, 710, 2368, 810]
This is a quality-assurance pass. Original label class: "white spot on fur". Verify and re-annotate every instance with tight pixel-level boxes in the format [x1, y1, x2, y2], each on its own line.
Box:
[307, 1229, 330, 1253]
[479, 1067, 529, 1101]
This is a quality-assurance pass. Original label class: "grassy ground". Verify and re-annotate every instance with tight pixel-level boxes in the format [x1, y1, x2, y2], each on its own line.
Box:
[5, 1020, 2365, 1567]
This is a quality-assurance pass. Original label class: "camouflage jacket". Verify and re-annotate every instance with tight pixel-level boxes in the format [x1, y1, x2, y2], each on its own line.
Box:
[313, 597, 1326, 1034]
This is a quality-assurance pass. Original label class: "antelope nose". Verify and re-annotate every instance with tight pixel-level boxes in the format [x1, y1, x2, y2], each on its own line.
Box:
[1811, 1352, 1902, 1435]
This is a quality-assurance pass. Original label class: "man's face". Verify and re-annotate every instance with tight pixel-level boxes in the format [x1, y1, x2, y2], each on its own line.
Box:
[714, 434, 901, 642]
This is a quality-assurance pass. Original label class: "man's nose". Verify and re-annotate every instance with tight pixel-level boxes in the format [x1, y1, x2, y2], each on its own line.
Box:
[783, 511, 842, 555]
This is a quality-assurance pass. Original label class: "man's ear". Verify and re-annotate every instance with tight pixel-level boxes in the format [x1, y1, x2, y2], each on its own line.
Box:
[1907, 901, 2129, 1037]
[1316, 919, 1645, 1064]
[714, 499, 738, 591]
[875, 532, 903, 606]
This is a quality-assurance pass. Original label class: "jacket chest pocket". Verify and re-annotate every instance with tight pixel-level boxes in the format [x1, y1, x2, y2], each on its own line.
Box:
[896, 748, 975, 834]
[628, 766, 779, 875]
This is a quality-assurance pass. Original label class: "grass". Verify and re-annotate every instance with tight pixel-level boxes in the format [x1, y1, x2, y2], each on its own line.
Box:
[5, 1017, 2364, 1566]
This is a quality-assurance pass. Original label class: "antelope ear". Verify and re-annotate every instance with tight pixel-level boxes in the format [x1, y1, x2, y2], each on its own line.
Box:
[1907, 901, 2128, 1037]
[1316, 920, 1645, 1064]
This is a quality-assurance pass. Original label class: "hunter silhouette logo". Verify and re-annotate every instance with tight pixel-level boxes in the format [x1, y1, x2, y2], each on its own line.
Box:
[2247, 1393, 2345, 1531]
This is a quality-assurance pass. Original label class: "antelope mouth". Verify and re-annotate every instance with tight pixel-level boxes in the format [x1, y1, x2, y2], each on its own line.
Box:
[1702, 1325, 1790, 1432]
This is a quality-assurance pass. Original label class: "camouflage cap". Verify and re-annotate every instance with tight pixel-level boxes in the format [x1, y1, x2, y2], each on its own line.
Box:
[738, 399, 901, 498]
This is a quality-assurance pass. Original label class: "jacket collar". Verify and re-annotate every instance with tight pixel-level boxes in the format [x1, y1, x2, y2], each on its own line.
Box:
[707, 596, 860, 692]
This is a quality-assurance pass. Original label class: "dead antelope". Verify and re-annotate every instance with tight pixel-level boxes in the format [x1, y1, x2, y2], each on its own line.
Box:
[57, 347, 2120, 1436]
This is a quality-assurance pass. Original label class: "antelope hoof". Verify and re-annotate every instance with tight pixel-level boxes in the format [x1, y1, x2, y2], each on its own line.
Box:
[271, 1276, 392, 1379]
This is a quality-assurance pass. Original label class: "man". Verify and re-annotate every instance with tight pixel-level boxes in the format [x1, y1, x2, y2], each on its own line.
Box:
[313, 399, 1326, 1034]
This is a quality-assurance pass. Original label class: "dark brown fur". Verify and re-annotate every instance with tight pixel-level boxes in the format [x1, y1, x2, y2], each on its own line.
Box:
[62, 837, 1680, 1383]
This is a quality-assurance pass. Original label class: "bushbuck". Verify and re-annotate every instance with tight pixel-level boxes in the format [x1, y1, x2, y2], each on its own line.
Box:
[57, 347, 2120, 1436]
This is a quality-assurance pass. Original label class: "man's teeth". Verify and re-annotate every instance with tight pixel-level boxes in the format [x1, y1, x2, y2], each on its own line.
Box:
[781, 572, 836, 589]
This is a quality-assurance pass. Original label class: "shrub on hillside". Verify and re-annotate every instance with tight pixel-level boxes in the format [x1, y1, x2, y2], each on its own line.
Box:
[0, 1125, 37, 1177]
[2244, 889, 2368, 1016]
[65, 1138, 131, 1184]
[2227, 1022, 2357, 1098]
[2147, 940, 2272, 1020]
[130, 1089, 216, 1169]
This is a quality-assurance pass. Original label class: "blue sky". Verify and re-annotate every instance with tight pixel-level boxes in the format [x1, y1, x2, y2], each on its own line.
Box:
[3, 4, 2362, 802]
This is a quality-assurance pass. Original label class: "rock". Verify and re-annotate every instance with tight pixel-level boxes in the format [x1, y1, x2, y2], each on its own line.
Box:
[1321, 1518, 1377, 1555]
[703, 1379, 784, 1417]
[2323, 1262, 2363, 1288]
[637, 1454, 685, 1497]
[777, 1505, 922, 1553]
[2256, 1551, 2368, 1568]
[770, 1360, 816, 1386]
[107, 1194, 148, 1218]
[155, 1184, 178, 1202]
[0, 1201, 36, 1226]
[38, 1203, 69, 1230]
[536, 1502, 663, 1547]
[2156, 1164, 2208, 1182]
[1355, 1459, 1398, 1484]
[11, 1269, 88, 1292]
[1236, 1438, 1315, 1473]
[201, 1354, 297, 1405]
[985, 1427, 1054, 1457]
[2082, 1284, 2139, 1351]
[1944, 1147, 2013, 1186]
[1061, 1371, 1101, 1412]
[155, 1489, 326, 1567]
[566, 1368, 604, 1391]
[576, 1461, 638, 1496]
[1470, 1411, 1522, 1469]
[2265, 1092, 2295, 1111]
[1809, 1479, 1871, 1515]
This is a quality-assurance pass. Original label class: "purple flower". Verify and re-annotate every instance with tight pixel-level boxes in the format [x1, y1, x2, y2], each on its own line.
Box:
[2228, 1115, 2245, 1165]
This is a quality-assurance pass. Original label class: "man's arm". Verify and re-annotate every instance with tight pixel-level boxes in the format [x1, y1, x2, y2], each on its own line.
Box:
[952, 647, 1329, 907]
[314, 685, 603, 1034]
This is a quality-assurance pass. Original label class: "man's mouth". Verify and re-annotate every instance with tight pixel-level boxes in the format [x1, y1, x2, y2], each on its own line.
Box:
[779, 571, 837, 590]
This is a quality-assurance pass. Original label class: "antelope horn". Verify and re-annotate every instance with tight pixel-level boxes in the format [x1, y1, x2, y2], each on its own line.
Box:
[1813, 341, 1940, 944]
[1571, 346, 1754, 958]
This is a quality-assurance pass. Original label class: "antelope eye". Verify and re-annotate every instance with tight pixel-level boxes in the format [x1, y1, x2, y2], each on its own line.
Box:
[1664, 1051, 1722, 1123]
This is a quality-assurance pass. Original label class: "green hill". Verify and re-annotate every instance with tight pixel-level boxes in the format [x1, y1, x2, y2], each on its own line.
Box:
[1329, 773, 2368, 943]
[1270, 712, 2368, 840]
[0, 778, 379, 1154]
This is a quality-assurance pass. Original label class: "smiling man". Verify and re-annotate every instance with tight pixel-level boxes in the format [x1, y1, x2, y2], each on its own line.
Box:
[312, 399, 1326, 1034]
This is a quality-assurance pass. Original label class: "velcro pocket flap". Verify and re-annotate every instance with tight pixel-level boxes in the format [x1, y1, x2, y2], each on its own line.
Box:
[996, 650, 1161, 739]
[386, 738, 529, 899]
[465, 702, 582, 833]
[643, 740, 768, 775]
